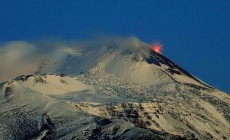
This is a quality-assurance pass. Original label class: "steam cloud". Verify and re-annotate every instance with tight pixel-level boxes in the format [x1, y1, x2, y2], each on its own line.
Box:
[0, 36, 150, 82]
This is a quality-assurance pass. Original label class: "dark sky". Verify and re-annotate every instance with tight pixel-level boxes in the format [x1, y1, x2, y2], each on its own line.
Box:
[0, 0, 230, 93]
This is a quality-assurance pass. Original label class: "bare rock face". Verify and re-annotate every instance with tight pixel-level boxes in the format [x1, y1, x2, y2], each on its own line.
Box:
[0, 40, 230, 140]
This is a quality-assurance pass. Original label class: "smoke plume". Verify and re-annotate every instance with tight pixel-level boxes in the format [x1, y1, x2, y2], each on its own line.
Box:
[0, 36, 150, 82]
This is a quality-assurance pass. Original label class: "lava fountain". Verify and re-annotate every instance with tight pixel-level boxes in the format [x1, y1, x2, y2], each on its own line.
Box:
[151, 43, 162, 54]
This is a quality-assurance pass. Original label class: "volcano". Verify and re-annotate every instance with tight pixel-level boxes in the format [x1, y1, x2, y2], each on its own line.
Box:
[0, 37, 230, 140]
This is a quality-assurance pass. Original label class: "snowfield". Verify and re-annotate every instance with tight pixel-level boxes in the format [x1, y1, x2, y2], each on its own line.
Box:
[0, 37, 230, 139]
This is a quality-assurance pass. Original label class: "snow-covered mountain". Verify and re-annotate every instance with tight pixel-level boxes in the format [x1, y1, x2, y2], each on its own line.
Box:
[0, 37, 230, 140]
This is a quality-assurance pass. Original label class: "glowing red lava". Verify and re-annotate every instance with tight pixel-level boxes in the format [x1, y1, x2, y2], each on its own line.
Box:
[151, 43, 162, 54]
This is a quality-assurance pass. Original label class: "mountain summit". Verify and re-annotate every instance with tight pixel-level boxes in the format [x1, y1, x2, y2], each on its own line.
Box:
[0, 37, 230, 140]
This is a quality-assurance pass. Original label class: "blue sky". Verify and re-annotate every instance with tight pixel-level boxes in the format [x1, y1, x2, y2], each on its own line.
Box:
[0, 0, 230, 93]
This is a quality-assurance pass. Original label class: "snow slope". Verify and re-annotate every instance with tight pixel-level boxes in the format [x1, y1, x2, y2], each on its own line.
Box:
[0, 37, 230, 139]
